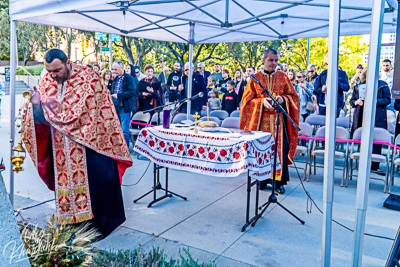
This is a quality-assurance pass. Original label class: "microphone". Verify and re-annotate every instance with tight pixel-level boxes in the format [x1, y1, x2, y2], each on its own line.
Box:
[250, 74, 262, 85]
[184, 92, 204, 102]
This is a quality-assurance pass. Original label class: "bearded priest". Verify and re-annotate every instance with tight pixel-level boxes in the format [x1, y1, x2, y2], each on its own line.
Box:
[22, 49, 133, 238]
[239, 48, 300, 194]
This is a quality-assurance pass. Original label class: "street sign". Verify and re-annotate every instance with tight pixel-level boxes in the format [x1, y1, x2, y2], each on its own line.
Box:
[101, 47, 110, 52]
[5, 68, 10, 82]
[111, 34, 121, 42]
[95, 32, 108, 41]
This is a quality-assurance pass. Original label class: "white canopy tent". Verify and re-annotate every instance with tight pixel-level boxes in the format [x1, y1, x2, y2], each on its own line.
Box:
[8, 1, 399, 266]
[9, 0, 398, 43]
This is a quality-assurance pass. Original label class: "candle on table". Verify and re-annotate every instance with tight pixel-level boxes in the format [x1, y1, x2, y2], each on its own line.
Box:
[207, 103, 209, 121]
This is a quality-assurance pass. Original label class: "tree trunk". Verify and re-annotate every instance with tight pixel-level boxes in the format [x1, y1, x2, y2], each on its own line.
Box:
[121, 36, 134, 64]
[54, 26, 58, 48]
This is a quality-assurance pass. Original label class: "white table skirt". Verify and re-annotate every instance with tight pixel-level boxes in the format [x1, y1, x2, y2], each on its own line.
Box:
[133, 125, 280, 180]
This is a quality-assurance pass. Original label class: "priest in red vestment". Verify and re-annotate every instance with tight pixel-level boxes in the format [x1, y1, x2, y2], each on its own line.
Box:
[22, 49, 133, 237]
[239, 49, 300, 194]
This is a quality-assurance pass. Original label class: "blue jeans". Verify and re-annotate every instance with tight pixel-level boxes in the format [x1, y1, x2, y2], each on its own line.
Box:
[116, 106, 131, 147]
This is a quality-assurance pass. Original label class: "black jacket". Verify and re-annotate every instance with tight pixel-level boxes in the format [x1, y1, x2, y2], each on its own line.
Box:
[111, 72, 137, 113]
[167, 70, 183, 89]
[195, 70, 211, 85]
[181, 72, 208, 112]
[221, 91, 239, 114]
[238, 79, 248, 103]
[217, 77, 232, 93]
[308, 73, 319, 88]
[314, 69, 350, 109]
[350, 80, 391, 136]
[393, 98, 400, 138]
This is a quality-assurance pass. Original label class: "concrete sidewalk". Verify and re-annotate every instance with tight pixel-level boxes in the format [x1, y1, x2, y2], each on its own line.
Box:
[1, 120, 399, 266]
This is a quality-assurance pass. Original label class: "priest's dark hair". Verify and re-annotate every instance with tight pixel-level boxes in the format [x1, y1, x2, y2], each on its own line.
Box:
[263, 48, 279, 59]
[44, 48, 68, 64]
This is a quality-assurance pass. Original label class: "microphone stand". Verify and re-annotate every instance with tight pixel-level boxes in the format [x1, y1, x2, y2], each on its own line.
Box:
[134, 102, 187, 207]
[247, 75, 304, 229]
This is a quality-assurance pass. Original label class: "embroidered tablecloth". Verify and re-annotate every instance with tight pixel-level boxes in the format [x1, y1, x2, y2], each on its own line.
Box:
[133, 125, 280, 180]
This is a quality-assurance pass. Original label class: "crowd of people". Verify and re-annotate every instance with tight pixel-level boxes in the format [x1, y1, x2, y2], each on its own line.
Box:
[90, 57, 395, 154]
[20, 48, 397, 234]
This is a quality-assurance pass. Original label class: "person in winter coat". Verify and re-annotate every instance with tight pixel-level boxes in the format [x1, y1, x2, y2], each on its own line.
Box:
[350, 68, 391, 172]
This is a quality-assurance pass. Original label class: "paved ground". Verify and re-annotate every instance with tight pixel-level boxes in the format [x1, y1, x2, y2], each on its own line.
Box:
[1, 120, 399, 266]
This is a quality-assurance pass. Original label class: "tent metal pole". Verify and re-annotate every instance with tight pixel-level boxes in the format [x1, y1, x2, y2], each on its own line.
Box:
[108, 36, 113, 69]
[187, 22, 195, 119]
[322, 0, 340, 266]
[9, 20, 17, 208]
[225, 0, 229, 25]
[351, 0, 385, 266]
[307, 38, 310, 68]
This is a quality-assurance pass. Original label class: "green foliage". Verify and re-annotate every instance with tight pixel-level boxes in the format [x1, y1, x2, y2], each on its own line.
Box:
[0, 0, 8, 10]
[226, 41, 282, 71]
[3, 65, 45, 75]
[284, 36, 367, 77]
[0, 8, 43, 65]
[19, 214, 100, 267]
[93, 247, 217, 267]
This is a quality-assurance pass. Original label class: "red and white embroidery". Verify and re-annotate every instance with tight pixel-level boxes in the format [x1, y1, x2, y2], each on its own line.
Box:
[134, 127, 280, 179]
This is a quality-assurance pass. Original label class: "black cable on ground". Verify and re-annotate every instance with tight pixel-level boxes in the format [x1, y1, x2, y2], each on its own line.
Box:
[283, 120, 394, 241]
[122, 161, 151, 186]
[15, 198, 55, 212]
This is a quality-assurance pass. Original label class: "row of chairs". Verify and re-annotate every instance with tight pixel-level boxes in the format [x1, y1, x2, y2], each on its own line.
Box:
[200, 109, 240, 119]
[302, 114, 396, 135]
[296, 121, 395, 193]
[129, 111, 241, 144]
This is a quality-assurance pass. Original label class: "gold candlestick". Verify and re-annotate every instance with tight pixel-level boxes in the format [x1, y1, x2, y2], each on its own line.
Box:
[207, 103, 209, 121]
[193, 112, 200, 134]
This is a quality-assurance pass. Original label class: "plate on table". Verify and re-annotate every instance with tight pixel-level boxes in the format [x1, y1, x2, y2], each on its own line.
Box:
[181, 120, 195, 126]
[199, 127, 231, 133]
[174, 124, 191, 128]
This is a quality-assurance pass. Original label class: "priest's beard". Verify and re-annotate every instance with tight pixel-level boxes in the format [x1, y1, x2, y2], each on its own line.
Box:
[54, 64, 71, 84]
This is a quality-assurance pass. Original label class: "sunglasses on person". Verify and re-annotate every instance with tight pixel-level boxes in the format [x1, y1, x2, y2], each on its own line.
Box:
[297, 76, 304, 78]
[135, 71, 140, 74]
[308, 70, 315, 73]
[185, 69, 189, 71]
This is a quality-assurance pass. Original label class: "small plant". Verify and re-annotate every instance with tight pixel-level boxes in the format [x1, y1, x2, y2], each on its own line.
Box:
[19, 214, 100, 267]
[178, 248, 217, 267]
[92, 247, 217, 267]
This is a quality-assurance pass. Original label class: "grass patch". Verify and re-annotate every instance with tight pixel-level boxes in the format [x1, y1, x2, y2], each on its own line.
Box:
[3, 65, 45, 76]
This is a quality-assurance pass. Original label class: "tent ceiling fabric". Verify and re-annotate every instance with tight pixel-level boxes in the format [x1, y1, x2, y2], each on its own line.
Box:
[9, 0, 398, 43]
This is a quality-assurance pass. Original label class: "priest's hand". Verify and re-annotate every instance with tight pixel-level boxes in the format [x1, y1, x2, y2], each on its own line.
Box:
[263, 97, 274, 110]
[112, 94, 118, 99]
[28, 86, 40, 106]
[276, 96, 284, 105]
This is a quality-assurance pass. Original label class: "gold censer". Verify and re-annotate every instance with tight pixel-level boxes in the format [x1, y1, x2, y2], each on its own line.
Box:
[10, 90, 32, 173]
